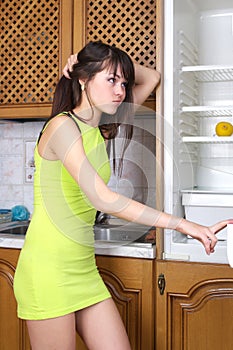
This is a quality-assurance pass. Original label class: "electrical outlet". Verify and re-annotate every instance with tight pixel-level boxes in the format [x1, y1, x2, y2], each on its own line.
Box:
[24, 140, 36, 183]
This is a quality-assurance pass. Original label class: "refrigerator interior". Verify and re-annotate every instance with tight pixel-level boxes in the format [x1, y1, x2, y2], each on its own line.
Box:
[163, 0, 233, 263]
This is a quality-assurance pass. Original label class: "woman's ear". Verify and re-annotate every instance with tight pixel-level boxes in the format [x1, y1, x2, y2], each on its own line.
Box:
[78, 79, 86, 91]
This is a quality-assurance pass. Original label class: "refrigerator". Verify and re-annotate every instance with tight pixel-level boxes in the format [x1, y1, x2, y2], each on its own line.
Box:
[163, 0, 233, 263]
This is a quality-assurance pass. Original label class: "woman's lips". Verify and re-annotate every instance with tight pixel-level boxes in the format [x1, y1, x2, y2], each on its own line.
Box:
[113, 100, 122, 106]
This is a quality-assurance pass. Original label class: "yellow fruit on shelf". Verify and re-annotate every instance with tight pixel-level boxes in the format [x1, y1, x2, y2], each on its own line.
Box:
[215, 121, 233, 136]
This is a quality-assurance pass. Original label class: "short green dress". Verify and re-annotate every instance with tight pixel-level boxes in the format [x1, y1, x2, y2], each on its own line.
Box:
[13, 113, 111, 320]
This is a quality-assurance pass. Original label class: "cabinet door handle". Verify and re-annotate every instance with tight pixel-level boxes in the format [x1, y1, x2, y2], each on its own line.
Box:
[158, 273, 166, 295]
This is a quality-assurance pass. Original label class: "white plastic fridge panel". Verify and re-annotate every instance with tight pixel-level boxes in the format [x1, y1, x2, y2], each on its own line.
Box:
[163, 0, 233, 263]
[164, 235, 229, 264]
[199, 9, 233, 65]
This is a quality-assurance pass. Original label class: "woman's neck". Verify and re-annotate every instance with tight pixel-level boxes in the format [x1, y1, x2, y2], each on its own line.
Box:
[72, 106, 101, 127]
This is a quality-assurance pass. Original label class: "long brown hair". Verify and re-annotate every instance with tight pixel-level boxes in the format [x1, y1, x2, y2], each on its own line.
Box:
[51, 41, 135, 174]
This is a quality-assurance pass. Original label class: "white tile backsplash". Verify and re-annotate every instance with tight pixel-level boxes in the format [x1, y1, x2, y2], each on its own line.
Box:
[0, 116, 156, 215]
[2, 123, 24, 138]
[0, 139, 23, 155]
[0, 121, 43, 214]
[0, 156, 24, 184]
[0, 185, 24, 205]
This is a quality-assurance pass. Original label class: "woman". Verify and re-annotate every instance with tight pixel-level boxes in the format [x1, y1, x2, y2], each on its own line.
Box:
[14, 41, 231, 350]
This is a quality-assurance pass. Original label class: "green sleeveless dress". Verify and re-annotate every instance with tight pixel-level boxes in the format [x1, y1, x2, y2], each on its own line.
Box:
[14, 113, 111, 320]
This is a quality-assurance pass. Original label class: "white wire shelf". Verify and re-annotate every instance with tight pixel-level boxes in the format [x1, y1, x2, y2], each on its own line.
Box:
[182, 136, 233, 143]
[181, 105, 233, 116]
[181, 65, 233, 82]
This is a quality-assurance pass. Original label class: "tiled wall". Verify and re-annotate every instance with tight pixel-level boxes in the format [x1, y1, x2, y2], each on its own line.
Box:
[0, 117, 156, 216]
[0, 121, 44, 214]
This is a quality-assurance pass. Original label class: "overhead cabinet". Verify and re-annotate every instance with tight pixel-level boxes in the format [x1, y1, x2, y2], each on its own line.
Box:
[0, 0, 73, 119]
[1, 0, 159, 119]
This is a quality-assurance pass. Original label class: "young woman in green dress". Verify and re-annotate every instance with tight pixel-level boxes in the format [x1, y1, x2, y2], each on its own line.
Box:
[14, 41, 231, 350]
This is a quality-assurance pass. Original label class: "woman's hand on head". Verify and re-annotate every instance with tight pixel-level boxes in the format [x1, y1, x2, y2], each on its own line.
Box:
[63, 54, 78, 79]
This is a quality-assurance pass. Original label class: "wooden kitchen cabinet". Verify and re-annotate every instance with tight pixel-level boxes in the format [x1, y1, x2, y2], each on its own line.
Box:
[0, 248, 154, 350]
[1, 0, 73, 119]
[76, 255, 155, 350]
[0, 248, 30, 350]
[73, 0, 159, 112]
[1, 0, 160, 119]
[3, 247, 233, 350]
[155, 260, 233, 350]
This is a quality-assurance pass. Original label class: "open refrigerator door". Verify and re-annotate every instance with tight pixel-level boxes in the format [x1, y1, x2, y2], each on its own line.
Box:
[163, 0, 233, 263]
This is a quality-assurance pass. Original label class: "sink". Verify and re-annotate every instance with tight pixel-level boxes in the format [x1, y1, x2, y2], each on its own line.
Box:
[0, 221, 30, 235]
[94, 226, 136, 243]
[0, 221, 155, 246]
[94, 225, 155, 245]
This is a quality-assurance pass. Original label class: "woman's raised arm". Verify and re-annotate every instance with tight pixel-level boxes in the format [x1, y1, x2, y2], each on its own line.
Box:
[133, 63, 160, 106]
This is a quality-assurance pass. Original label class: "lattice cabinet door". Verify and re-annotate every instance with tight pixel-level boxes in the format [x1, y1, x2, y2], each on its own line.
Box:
[0, 0, 73, 119]
[73, 0, 159, 111]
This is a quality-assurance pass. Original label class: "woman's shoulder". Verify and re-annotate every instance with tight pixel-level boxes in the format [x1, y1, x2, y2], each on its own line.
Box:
[40, 113, 82, 145]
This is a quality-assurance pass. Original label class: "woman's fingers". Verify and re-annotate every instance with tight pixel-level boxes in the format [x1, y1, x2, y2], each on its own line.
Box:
[62, 63, 70, 78]
[204, 219, 233, 255]
[62, 54, 78, 79]
[210, 219, 233, 234]
[202, 233, 217, 255]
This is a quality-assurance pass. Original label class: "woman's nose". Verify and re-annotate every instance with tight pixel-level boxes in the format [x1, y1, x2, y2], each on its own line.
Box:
[114, 83, 125, 96]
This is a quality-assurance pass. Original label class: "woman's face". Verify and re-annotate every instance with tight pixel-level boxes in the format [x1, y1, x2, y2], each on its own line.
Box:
[86, 65, 128, 116]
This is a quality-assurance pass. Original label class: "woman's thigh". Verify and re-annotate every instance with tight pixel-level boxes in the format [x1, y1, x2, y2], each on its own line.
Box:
[75, 298, 131, 350]
[26, 312, 76, 350]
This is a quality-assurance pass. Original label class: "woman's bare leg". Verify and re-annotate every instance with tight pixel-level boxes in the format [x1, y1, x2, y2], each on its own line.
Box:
[26, 312, 76, 350]
[76, 298, 131, 350]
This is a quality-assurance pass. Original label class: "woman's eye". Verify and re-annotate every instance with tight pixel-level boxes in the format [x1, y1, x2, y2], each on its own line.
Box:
[108, 78, 127, 87]
[108, 78, 115, 84]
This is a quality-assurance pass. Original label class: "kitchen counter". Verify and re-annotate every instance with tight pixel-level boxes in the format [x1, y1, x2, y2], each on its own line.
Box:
[0, 220, 156, 259]
[0, 233, 156, 259]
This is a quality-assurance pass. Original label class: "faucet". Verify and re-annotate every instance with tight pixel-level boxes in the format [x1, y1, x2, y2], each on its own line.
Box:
[95, 211, 110, 225]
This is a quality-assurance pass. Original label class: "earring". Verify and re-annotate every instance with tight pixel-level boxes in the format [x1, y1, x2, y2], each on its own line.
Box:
[81, 84, 85, 91]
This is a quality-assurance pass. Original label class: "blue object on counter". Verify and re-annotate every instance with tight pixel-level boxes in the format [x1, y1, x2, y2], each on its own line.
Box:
[11, 205, 30, 221]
